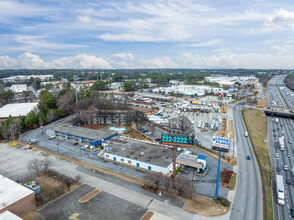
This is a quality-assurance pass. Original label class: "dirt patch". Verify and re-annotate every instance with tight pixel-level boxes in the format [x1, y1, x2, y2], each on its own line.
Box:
[229, 119, 235, 139]
[131, 106, 153, 113]
[81, 123, 109, 130]
[257, 97, 267, 106]
[127, 130, 153, 142]
[184, 195, 229, 216]
[215, 118, 227, 137]
[141, 211, 154, 220]
[23, 211, 44, 220]
[220, 106, 230, 114]
[79, 189, 100, 203]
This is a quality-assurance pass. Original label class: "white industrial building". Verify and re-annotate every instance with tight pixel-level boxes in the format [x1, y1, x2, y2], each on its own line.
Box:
[153, 85, 224, 96]
[9, 84, 28, 93]
[0, 103, 38, 119]
[102, 137, 181, 175]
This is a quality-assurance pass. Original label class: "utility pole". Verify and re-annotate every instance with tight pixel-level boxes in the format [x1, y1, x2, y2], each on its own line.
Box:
[172, 145, 177, 188]
[57, 139, 59, 154]
[74, 76, 78, 110]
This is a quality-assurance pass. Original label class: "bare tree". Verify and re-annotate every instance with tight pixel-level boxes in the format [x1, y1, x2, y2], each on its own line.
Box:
[133, 111, 147, 130]
[176, 115, 194, 134]
[27, 157, 51, 176]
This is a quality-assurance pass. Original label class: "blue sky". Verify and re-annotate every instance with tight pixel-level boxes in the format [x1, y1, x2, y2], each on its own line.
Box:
[0, 0, 294, 69]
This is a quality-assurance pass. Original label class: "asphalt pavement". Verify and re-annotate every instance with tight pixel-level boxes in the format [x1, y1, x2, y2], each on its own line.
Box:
[229, 104, 262, 220]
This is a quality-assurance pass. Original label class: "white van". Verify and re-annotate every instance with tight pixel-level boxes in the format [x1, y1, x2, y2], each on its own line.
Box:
[28, 139, 38, 144]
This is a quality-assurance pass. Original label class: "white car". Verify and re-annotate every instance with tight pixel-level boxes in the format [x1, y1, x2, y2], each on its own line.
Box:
[244, 132, 248, 137]
[284, 165, 289, 171]
[48, 135, 56, 140]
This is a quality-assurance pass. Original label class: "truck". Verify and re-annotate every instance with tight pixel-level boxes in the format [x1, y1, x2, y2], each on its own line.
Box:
[211, 120, 216, 130]
[279, 137, 285, 151]
[204, 123, 209, 131]
[201, 122, 206, 132]
[276, 175, 285, 205]
[198, 120, 202, 128]
[276, 118, 279, 124]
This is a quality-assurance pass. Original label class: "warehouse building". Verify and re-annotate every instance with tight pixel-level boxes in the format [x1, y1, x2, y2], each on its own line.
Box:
[0, 103, 38, 119]
[45, 124, 117, 146]
[0, 175, 35, 217]
[102, 137, 181, 174]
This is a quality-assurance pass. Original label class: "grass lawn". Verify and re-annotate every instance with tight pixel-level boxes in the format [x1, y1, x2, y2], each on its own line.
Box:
[242, 109, 272, 220]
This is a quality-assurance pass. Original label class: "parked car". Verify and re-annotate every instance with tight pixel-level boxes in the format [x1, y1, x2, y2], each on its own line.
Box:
[73, 142, 79, 146]
[27, 139, 38, 144]
[48, 135, 56, 140]
[148, 123, 155, 127]
[180, 168, 189, 174]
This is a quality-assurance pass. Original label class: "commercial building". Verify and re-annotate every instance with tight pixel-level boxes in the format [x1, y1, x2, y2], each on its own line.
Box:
[94, 110, 132, 124]
[0, 211, 22, 220]
[45, 124, 117, 146]
[0, 103, 38, 119]
[176, 152, 207, 173]
[0, 175, 35, 217]
[10, 84, 28, 93]
[102, 137, 181, 175]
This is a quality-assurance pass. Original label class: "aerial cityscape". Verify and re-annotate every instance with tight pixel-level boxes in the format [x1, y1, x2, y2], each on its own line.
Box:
[0, 1, 294, 220]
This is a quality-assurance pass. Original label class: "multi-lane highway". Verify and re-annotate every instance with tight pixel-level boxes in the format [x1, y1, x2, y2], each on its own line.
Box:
[230, 104, 262, 220]
[267, 75, 294, 220]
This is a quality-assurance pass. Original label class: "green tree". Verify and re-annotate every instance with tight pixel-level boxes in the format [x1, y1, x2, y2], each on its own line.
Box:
[112, 74, 123, 82]
[45, 83, 54, 90]
[25, 111, 39, 128]
[32, 77, 41, 90]
[123, 81, 135, 91]
[91, 80, 108, 91]
[38, 91, 57, 114]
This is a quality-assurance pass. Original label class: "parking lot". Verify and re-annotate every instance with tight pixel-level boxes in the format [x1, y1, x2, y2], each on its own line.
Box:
[38, 184, 148, 220]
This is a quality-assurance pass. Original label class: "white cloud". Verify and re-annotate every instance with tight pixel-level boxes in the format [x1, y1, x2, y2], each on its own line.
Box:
[138, 57, 178, 68]
[112, 53, 134, 60]
[0, 53, 112, 69]
[182, 39, 220, 47]
[78, 16, 91, 23]
[271, 45, 287, 54]
[178, 52, 294, 69]
[265, 9, 294, 30]
[52, 54, 112, 69]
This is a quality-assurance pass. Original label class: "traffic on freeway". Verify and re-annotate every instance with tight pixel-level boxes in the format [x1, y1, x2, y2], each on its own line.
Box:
[268, 75, 294, 220]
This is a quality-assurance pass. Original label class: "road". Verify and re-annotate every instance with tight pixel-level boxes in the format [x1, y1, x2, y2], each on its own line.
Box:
[267, 75, 294, 220]
[229, 104, 262, 220]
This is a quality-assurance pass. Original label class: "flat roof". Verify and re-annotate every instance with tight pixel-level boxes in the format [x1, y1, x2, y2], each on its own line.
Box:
[106, 137, 181, 167]
[176, 152, 202, 169]
[47, 124, 116, 140]
[0, 103, 38, 118]
[10, 84, 27, 93]
[0, 211, 22, 220]
[142, 93, 173, 100]
[0, 175, 34, 211]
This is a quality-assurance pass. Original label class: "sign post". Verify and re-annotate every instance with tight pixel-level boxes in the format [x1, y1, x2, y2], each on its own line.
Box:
[211, 136, 230, 199]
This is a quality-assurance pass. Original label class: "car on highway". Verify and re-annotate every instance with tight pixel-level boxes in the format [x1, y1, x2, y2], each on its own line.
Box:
[73, 142, 79, 146]
[274, 142, 278, 148]
[273, 129, 276, 132]
[244, 132, 248, 137]
[291, 208, 294, 218]
[284, 165, 289, 171]
[276, 166, 281, 172]
[275, 153, 279, 158]
[288, 153, 291, 157]
[274, 134, 277, 137]
[289, 140, 292, 144]
[246, 156, 251, 160]
[48, 135, 56, 140]
[286, 178, 292, 185]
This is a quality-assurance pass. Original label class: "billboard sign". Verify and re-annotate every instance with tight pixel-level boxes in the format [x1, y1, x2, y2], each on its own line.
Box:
[161, 134, 194, 146]
[212, 136, 230, 152]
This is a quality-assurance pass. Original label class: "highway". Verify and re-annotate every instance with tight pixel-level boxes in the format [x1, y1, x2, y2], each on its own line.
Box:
[267, 75, 294, 220]
[229, 104, 262, 220]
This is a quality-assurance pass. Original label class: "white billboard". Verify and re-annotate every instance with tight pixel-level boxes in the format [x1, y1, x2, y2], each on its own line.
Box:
[212, 136, 230, 152]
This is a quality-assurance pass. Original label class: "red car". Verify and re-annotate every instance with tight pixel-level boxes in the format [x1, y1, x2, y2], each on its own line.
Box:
[73, 142, 79, 146]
